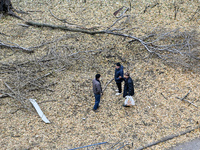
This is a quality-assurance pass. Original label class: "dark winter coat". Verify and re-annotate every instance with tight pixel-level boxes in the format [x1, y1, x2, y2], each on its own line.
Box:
[123, 77, 134, 98]
[114, 65, 124, 83]
[92, 79, 102, 95]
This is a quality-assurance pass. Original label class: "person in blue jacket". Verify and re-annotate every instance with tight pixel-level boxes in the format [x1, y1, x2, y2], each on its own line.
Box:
[114, 62, 124, 95]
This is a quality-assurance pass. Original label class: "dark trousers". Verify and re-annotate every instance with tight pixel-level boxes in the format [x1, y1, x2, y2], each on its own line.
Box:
[93, 94, 101, 110]
[116, 82, 122, 93]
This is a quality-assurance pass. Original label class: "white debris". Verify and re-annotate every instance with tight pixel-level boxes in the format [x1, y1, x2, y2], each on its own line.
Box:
[29, 99, 50, 123]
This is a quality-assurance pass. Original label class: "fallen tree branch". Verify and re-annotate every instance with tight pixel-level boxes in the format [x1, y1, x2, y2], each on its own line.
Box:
[135, 125, 200, 150]
[0, 41, 33, 53]
[107, 15, 130, 30]
[113, 6, 129, 18]
[20, 72, 53, 89]
[161, 93, 168, 100]
[144, 2, 159, 13]
[190, 6, 200, 21]
[4, 82, 17, 99]
[25, 21, 105, 35]
[38, 100, 57, 104]
[49, 9, 77, 25]
[69, 142, 108, 150]
[68, 49, 103, 57]
[0, 93, 9, 98]
[10, 107, 24, 114]
[176, 90, 198, 108]
[107, 140, 122, 150]
[117, 143, 129, 150]
[176, 97, 198, 108]
[25, 21, 199, 69]
[102, 78, 114, 93]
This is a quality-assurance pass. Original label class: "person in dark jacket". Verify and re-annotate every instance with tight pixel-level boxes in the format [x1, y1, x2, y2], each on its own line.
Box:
[114, 62, 124, 95]
[92, 74, 102, 111]
[123, 72, 134, 98]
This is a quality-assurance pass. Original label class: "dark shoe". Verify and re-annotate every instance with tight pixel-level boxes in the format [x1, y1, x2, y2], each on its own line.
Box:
[123, 104, 130, 107]
[93, 109, 99, 112]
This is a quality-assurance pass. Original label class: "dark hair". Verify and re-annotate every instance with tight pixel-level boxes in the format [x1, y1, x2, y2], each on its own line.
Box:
[95, 74, 101, 79]
[116, 62, 121, 66]
[124, 72, 130, 76]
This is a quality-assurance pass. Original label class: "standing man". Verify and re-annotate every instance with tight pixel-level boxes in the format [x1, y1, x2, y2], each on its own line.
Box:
[123, 72, 134, 98]
[92, 74, 102, 111]
[115, 62, 124, 95]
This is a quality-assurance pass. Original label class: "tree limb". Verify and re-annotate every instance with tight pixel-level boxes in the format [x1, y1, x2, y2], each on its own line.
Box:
[0, 41, 33, 53]
[25, 21, 200, 70]
[102, 78, 114, 93]
[25, 21, 105, 35]
[135, 125, 200, 150]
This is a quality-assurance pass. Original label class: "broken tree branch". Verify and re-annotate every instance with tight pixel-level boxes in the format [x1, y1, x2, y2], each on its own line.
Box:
[176, 90, 198, 108]
[49, 9, 77, 25]
[144, 2, 159, 13]
[69, 142, 108, 150]
[113, 6, 129, 18]
[161, 93, 168, 100]
[176, 97, 198, 108]
[0, 41, 33, 53]
[180, 90, 191, 101]
[102, 78, 114, 93]
[25, 21, 105, 35]
[190, 6, 200, 21]
[135, 124, 200, 150]
[107, 15, 130, 30]
[25, 21, 199, 70]
[117, 143, 129, 150]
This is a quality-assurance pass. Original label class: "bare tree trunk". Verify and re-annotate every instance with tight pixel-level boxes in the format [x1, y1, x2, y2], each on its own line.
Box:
[0, 0, 23, 20]
[0, 0, 13, 13]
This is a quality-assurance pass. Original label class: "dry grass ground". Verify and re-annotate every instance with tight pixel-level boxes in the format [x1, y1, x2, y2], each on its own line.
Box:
[0, 0, 200, 149]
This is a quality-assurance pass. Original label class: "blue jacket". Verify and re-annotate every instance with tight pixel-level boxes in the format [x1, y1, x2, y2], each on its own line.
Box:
[115, 65, 124, 83]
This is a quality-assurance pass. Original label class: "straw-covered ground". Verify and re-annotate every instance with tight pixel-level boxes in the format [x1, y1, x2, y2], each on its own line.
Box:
[0, 0, 200, 149]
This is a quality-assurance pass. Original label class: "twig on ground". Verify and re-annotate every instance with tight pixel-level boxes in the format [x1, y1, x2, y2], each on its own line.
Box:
[144, 2, 159, 13]
[0, 93, 9, 98]
[0, 41, 33, 53]
[176, 90, 198, 108]
[102, 78, 114, 93]
[161, 93, 168, 100]
[38, 100, 57, 104]
[190, 6, 200, 21]
[117, 143, 129, 150]
[10, 107, 24, 114]
[107, 15, 130, 30]
[176, 97, 198, 108]
[49, 9, 77, 25]
[107, 140, 122, 150]
[68, 142, 108, 150]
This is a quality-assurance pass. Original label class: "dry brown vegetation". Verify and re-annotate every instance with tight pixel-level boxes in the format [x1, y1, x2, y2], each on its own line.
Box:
[0, 0, 200, 149]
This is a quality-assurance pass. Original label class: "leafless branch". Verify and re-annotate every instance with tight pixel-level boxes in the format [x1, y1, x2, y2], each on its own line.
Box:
[190, 6, 200, 21]
[25, 21, 200, 71]
[106, 15, 130, 30]
[49, 9, 77, 25]
[135, 125, 200, 150]
[102, 78, 114, 93]
[144, 2, 159, 13]
[0, 40, 33, 53]
[174, 2, 179, 20]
